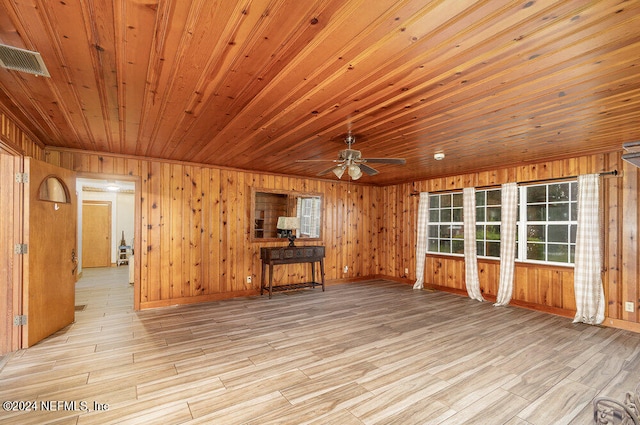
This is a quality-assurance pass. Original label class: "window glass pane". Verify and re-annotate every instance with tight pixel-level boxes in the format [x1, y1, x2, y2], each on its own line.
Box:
[453, 208, 463, 222]
[428, 239, 438, 252]
[476, 225, 485, 240]
[487, 189, 501, 205]
[570, 245, 575, 263]
[547, 244, 568, 263]
[428, 225, 438, 238]
[439, 225, 451, 238]
[570, 182, 578, 201]
[548, 225, 568, 242]
[548, 183, 569, 202]
[476, 207, 485, 222]
[486, 242, 500, 257]
[452, 193, 463, 207]
[527, 205, 546, 221]
[430, 210, 439, 222]
[527, 243, 545, 261]
[441, 194, 452, 207]
[570, 224, 577, 243]
[477, 241, 484, 256]
[476, 191, 485, 206]
[487, 207, 501, 222]
[441, 209, 451, 222]
[527, 225, 545, 242]
[570, 201, 577, 221]
[440, 239, 451, 253]
[452, 239, 464, 254]
[486, 225, 501, 240]
[429, 195, 439, 208]
[549, 203, 569, 221]
[451, 225, 464, 239]
[527, 185, 546, 203]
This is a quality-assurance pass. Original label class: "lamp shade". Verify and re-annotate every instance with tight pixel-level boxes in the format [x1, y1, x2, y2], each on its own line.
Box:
[276, 216, 300, 230]
[348, 164, 362, 180]
[332, 166, 345, 179]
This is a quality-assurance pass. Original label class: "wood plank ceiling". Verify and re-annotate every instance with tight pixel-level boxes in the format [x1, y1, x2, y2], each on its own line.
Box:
[0, 0, 638, 185]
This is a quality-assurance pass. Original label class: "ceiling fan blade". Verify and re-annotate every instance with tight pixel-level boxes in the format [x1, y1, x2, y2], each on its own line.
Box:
[318, 164, 343, 176]
[295, 159, 338, 163]
[362, 158, 406, 164]
[358, 164, 379, 176]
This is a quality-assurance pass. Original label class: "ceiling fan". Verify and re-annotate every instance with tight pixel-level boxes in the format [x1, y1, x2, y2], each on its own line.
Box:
[296, 134, 406, 180]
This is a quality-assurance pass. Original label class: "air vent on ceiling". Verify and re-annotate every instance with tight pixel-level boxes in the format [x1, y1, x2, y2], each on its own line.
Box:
[0, 44, 50, 77]
[622, 141, 640, 168]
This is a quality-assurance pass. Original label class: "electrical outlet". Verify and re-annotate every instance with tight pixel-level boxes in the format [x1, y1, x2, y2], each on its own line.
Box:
[625, 302, 635, 313]
[343, 265, 348, 273]
[404, 268, 409, 274]
[246, 276, 252, 284]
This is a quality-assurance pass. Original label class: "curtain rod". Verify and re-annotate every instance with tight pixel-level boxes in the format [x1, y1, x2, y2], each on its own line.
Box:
[409, 170, 619, 196]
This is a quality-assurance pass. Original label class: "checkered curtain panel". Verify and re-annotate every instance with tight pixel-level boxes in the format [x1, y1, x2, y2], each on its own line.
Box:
[413, 192, 429, 289]
[495, 182, 518, 306]
[463, 188, 484, 301]
[573, 174, 605, 325]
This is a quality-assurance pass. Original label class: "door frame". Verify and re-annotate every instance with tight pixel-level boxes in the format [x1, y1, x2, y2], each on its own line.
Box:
[0, 144, 24, 354]
[77, 172, 142, 310]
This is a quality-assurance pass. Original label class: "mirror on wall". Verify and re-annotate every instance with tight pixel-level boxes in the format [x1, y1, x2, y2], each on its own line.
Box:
[251, 188, 322, 242]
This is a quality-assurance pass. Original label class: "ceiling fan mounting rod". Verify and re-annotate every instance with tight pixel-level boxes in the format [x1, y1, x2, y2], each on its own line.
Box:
[345, 134, 356, 147]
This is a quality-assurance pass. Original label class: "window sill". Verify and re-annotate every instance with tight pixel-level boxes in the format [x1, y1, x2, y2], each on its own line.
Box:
[426, 252, 575, 269]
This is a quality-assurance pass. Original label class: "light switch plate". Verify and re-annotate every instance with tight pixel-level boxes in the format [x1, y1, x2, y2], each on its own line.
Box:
[625, 302, 635, 313]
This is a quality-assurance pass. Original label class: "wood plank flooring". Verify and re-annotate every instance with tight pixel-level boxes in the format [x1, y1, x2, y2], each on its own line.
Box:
[1, 267, 639, 424]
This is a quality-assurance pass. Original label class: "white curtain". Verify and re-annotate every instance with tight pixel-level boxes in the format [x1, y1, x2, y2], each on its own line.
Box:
[413, 192, 429, 289]
[495, 182, 518, 306]
[573, 174, 605, 325]
[463, 188, 484, 301]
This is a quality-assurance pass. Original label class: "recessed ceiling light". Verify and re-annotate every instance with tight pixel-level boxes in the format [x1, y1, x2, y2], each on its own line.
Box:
[434, 152, 445, 160]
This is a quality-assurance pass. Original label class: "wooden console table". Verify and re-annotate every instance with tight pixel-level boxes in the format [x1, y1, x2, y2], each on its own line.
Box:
[260, 246, 325, 298]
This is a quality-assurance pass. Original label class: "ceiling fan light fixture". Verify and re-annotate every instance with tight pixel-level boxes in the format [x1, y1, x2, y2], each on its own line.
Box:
[333, 166, 346, 179]
[348, 164, 362, 180]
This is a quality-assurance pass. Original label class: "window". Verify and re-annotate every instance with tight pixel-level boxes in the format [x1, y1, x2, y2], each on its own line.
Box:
[426, 180, 578, 266]
[519, 181, 577, 264]
[299, 197, 321, 238]
[427, 192, 464, 255]
[38, 176, 70, 203]
[475, 188, 502, 258]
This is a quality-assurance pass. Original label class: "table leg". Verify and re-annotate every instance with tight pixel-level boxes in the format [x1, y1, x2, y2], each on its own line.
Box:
[269, 263, 274, 299]
[320, 258, 325, 292]
[311, 261, 316, 288]
[261, 261, 266, 296]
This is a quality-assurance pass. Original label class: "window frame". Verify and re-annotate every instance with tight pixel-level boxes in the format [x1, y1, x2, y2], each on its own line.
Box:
[517, 181, 578, 266]
[425, 179, 578, 267]
[474, 188, 503, 259]
[426, 192, 464, 256]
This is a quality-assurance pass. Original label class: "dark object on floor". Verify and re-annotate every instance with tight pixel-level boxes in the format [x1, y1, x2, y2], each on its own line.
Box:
[594, 384, 640, 424]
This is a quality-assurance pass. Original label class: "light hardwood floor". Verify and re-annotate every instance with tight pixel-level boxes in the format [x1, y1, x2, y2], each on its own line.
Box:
[1, 267, 639, 424]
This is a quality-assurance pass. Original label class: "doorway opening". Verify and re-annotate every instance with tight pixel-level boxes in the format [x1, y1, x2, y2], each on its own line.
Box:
[76, 177, 138, 310]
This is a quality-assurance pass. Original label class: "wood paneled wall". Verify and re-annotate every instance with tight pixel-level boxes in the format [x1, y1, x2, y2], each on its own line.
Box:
[0, 110, 45, 159]
[4, 99, 639, 332]
[44, 147, 640, 330]
[379, 152, 640, 330]
[45, 148, 380, 309]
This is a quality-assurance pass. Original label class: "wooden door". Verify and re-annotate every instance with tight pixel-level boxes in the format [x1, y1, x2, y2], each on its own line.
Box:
[23, 158, 77, 347]
[0, 147, 22, 354]
[82, 201, 111, 268]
